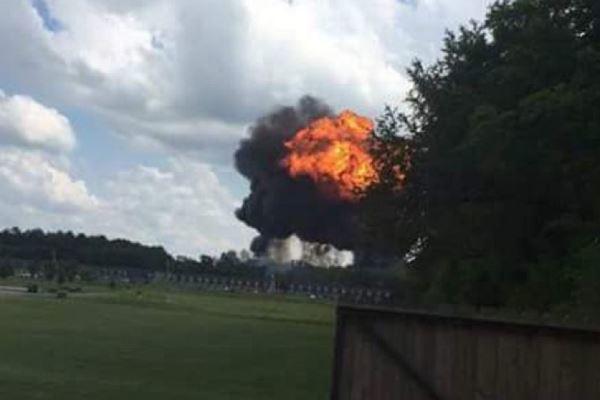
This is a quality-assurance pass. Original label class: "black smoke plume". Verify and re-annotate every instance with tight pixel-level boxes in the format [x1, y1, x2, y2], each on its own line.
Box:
[235, 96, 361, 253]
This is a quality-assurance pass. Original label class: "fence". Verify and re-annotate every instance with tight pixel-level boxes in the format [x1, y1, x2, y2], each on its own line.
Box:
[330, 305, 600, 400]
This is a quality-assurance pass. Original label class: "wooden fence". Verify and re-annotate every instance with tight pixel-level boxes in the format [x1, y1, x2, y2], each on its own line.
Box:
[330, 305, 600, 400]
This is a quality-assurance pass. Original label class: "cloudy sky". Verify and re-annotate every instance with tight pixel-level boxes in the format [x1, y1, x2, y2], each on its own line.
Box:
[0, 0, 492, 256]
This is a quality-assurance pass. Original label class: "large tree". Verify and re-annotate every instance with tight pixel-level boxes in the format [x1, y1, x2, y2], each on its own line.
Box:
[372, 0, 600, 309]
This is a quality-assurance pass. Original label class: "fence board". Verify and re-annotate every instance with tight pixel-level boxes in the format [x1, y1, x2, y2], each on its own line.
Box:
[331, 305, 600, 400]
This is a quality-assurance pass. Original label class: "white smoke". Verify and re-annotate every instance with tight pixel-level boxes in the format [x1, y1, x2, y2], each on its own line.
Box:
[266, 235, 303, 264]
[266, 234, 353, 268]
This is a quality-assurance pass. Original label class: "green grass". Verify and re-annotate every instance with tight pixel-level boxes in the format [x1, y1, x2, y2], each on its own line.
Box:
[0, 289, 334, 399]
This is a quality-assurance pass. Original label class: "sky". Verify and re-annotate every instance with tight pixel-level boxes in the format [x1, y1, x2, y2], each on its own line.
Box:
[0, 0, 492, 257]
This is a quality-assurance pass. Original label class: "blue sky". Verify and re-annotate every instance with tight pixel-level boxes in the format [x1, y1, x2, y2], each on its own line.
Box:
[0, 0, 490, 256]
[32, 0, 64, 31]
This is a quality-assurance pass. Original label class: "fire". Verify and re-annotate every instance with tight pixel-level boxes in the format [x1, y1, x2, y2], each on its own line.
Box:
[281, 110, 379, 201]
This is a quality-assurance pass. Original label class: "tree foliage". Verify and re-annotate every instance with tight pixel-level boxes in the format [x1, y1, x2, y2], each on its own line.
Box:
[369, 0, 600, 310]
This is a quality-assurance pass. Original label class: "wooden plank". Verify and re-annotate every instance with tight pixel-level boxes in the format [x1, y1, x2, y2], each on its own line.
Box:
[350, 318, 368, 400]
[474, 328, 498, 400]
[557, 337, 575, 400]
[514, 332, 540, 400]
[391, 317, 411, 400]
[403, 319, 417, 400]
[330, 310, 346, 400]
[452, 323, 477, 400]
[432, 321, 453, 399]
[363, 321, 383, 400]
[362, 319, 376, 400]
[558, 338, 585, 400]
[536, 334, 562, 400]
[362, 318, 444, 400]
[335, 304, 600, 337]
[392, 319, 407, 399]
[372, 319, 402, 399]
[495, 331, 520, 400]
[413, 317, 438, 400]
[379, 317, 410, 399]
[372, 320, 398, 400]
[580, 340, 600, 399]
[338, 317, 356, 400]
[447, 323, 464, 400]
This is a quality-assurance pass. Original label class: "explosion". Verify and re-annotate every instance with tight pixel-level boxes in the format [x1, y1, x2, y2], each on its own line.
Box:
[281, 110, 378, 202]
[235, 96, 406, 253]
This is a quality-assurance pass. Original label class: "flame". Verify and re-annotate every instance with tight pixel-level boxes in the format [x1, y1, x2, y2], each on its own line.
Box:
[281, 110, 379, 201]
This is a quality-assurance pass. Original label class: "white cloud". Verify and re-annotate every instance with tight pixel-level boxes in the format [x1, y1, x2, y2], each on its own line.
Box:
[0, 91, 76, 152]
[0, 150, 254, 256]
[0, 87, 249, 255]
[93, 157, 255, 255]
[0, 148, 97, 212]
[0, 0, 490, 161]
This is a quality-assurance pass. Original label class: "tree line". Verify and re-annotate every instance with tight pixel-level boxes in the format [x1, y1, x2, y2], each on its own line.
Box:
[0, 227, 172, 272]
[0, 228, 258, 278]
[0, 227, 409, 296]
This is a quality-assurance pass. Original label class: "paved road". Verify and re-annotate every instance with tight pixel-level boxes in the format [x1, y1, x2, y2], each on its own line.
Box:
[0, 285, 103, 298]
[0, 285, 28, 296]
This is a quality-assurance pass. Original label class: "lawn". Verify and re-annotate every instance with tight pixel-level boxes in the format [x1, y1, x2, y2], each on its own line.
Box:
[0, 289, 334, 399]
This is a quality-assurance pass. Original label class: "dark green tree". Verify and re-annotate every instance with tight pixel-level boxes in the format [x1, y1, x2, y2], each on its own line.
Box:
[369, 0, 600, 310]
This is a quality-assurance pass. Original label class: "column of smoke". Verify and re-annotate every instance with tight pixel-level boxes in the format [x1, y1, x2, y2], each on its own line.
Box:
[234, 96, 362, 267]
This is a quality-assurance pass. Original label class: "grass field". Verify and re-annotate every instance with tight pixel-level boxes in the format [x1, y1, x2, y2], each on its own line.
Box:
[0, 288, 334, 399]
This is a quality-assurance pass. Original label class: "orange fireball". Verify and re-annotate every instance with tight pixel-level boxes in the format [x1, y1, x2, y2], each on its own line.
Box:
[281, 110, 378, 202]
